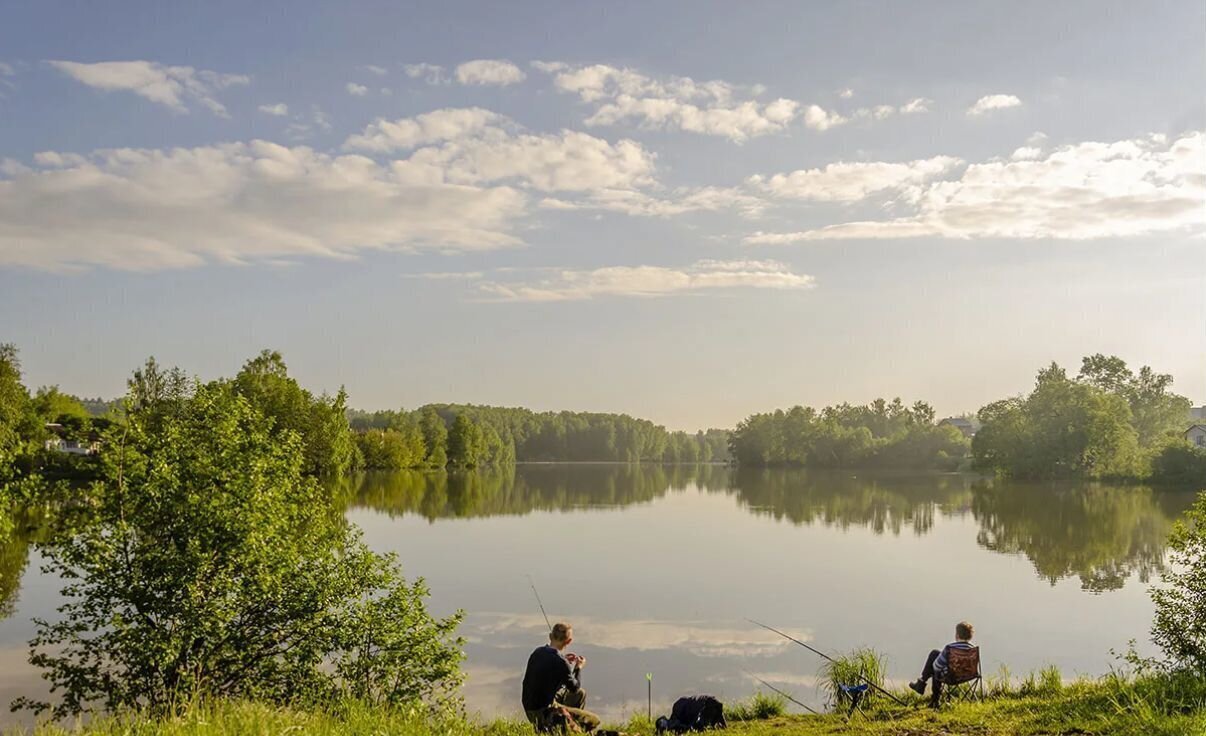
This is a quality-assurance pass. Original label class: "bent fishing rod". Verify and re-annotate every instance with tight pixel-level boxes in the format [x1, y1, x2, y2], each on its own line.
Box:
[746, 618, 905, 706]
[742, 671, 819, 715]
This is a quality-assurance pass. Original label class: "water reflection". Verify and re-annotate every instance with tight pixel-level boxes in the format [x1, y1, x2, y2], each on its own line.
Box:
[972, 480, 1193, 592]
[340, 465, 1195, 591]
[0, 508, 53, 618]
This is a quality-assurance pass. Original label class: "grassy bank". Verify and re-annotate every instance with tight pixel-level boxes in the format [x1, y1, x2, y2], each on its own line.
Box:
[11, 671, 1205, 736]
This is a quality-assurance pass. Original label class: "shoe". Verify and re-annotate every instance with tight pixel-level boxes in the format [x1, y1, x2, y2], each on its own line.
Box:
[908, 679, 926, 695]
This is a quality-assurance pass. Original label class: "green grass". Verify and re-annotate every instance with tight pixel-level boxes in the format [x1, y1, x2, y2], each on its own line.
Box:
[10, 670, 1205, 736]
[726, 691, 788, 721]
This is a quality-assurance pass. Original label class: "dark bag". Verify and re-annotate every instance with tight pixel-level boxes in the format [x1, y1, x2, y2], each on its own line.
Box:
[656, 695, 727, 733]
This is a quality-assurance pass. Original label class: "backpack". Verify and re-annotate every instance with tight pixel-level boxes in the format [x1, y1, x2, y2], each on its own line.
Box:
[656, 695, 727, 733]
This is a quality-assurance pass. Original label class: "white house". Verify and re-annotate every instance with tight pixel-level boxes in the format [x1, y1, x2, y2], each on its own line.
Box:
[44, 423, 102, 456]
[1186, 425, 1206, 448]
[938, 417, 980, 439]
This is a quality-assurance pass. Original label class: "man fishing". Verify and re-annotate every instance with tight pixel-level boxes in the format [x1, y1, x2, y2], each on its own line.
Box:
[909, 620, 975, 706]
[522, 622, 601, 733]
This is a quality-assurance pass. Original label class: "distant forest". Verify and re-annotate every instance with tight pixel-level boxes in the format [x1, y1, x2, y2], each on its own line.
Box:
[4, 345, 1203, 483]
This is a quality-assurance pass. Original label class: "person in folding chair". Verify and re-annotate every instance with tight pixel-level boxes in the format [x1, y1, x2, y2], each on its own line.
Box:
[908, 621, 981, 708]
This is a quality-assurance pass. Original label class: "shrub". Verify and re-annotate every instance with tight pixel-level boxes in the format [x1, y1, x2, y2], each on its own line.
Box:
[17, 374, 463, 718]
[726, 690, 788, 721]
[819, 648, 885, 710]
[1151, 491, 1206, 672]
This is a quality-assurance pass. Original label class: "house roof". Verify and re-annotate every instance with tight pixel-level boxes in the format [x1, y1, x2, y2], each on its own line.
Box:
[1186, 425, 1206, 434]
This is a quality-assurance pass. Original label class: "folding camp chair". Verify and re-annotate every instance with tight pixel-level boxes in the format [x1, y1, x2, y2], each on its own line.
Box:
[935, 646, 984, 705]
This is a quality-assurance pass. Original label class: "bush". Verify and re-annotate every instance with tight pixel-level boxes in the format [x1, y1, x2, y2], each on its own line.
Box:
[726, 690, 788, 721]
[1149, 439, 1206, 487]
[818, 648, 885, 710]
[1150, 491, 1206, 672]
[18, 375, 463, 718]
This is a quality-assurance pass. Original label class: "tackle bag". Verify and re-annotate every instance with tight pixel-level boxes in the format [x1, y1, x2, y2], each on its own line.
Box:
[655, 695, 727, 733]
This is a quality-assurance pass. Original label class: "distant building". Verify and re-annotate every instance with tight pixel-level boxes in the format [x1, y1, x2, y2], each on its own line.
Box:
[1186, 425, 1206, 449]
[1190, 406, 1206, 422]
[938, 417, 980, 439]
[44, 423, 102, 456]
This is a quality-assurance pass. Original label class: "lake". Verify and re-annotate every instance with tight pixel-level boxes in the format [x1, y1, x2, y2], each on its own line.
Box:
[0, 464, 1195, 725]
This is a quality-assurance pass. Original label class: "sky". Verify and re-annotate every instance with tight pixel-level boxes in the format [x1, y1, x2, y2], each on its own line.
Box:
[0, 0, 1203, 430]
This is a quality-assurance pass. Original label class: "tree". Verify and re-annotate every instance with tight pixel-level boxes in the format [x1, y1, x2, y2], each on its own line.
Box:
[1151, 492, 1206, 672]
[232, 350, 356, 475]
[446, 413, 485, 468]
[1078, 354, 1191, 448]
[20, 378, 463, 717]
[973, 363, 1141, 479]
[419, 407, 448, 468]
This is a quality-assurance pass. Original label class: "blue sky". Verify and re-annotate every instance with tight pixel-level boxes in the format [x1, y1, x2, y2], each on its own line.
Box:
[1, 1, 1203, 429]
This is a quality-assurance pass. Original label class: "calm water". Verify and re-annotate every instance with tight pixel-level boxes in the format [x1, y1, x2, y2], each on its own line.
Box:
[0, 465, 1196, 724]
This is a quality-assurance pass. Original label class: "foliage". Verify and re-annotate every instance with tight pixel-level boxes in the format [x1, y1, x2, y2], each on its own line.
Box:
[446, 413, 485, 468]
[1148, 438, 1206, 487]
[18, 373, 463, 718]
[726, 691, 788, 721]
[818, 648, 886, 710]
[232, 350, 356, 476]
[1150, 490, 1206, 672]
[350, 404, 729, 465]
[729, 399, 967, 469]
[973, 362, 1142, 479]
[1078, 354, 1191, 448]
[354, 427, 425, 470]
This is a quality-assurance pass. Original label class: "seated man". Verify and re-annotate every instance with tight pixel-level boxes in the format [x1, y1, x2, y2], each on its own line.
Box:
[522, 622, 601, 733]
[909, 620, 975, 706]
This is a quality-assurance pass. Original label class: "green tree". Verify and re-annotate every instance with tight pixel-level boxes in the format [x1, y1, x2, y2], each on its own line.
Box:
[446, 414, 485, 468]
[1151, 491, 1206, 672]
[232, 350, 356, 475]
[974, 363, 1141, 479]
[419, 407, 448, 468]
[1078, 354, 1191, 448]
[20, 378, 463, 717]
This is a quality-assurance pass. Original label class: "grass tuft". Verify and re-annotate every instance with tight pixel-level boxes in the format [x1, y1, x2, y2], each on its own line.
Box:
[726, 691, 788, 722]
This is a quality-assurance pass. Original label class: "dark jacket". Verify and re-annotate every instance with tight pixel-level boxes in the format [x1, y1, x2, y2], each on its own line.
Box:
[522, 645, 581, 711]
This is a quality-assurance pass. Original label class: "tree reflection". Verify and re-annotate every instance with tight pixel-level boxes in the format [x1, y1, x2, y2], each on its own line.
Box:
[0, 507, 52, 618]
[971, 480, 1195, 592]
[340, 464, 731, 521]
[724, 468, 975, 535]
[340, 466, 1192, 591]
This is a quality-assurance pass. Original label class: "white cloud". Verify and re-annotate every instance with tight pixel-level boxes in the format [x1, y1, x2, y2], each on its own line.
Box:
[900, 97, 931, 114]
[478, 259, 815, 302]
[346, 82, 368, 96]
[801, 104, 846, 131]
[344, 108, 657, 192]
[744, 131, 1206, 243]
[408, 271, 485, 280]
[967, 93, 1022, 116]
[0, 62, 13, 77]
[258, 102, 288, 116]
[47, 60, 248, 115]
[539, 63, 811, 142]
[403, 63, 448, 84]
[0, 140, 528, 270]
[839, 88, 854, 99]
[540, 186, 765, 219]
[361, 64, 388, 76]
[748, 156, 962, 203]
[455, 59, 526, 86]
[343, 107, 504, 152]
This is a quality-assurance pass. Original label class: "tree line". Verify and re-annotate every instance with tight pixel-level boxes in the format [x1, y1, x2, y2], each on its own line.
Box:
[728, 398, 969, 469]
[347, 404, 731, 470]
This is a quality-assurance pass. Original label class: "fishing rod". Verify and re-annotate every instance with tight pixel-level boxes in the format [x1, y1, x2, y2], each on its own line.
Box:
[527, 574, 553, 632]
[746, 618, 905, 706]
[742, 671, 820, 715]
